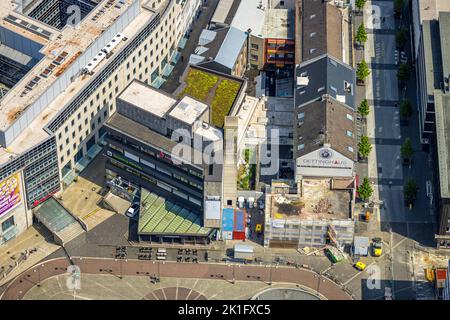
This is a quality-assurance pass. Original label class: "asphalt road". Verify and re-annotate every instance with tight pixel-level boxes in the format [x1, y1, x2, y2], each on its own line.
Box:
[362, 0, 435, 299]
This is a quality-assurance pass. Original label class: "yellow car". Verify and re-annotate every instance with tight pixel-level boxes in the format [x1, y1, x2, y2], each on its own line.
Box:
[372, 238, 383, 257]
[355, 261, 366, 271]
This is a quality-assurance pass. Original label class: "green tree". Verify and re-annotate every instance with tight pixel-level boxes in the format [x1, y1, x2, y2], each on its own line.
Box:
[394, 0, 404, 15]
[356, 23, 368, 45]
[396, 28, 408, 49]
[401, 138, 414, 160]
[404, 178, 419, 205]
[397, 63, 411, 82]
[357, 177, 373, 201]
[358, 99, 370, 118]
[357, 59, 371, 81]
[355, 0, 367, 11]
[399, 99, 412, 119]
[358, 136, 372, 158]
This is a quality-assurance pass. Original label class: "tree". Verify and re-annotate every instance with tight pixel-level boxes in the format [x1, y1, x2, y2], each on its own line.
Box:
[357, 177, 373, 201]
[358, 99, 370, 118]
[358, 136, 372, 159]
[404, 178, 419, 206]
[357, 59, 371, 81]
[356, 23, 368, 46]
[401, 138, 414, 160]
[399, 100, 412, 119]
[397, 63, 411, 82]
[396, 28, 408, 49]
[355, 0, 367, 12]
[394, 0, 404, 16]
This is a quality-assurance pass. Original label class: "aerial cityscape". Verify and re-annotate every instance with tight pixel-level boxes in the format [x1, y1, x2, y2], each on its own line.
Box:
[0, 0, 449, 305]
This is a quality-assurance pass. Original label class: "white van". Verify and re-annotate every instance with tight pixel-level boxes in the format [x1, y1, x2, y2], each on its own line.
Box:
[248, 197, 255, 209]
[157, 248, 167, 254]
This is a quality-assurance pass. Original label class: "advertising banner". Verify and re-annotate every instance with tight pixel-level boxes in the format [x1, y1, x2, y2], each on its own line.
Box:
[0, 172, 22, 218]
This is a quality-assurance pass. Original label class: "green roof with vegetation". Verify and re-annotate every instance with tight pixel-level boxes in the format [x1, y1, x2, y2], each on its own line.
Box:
[138, 188, 211, 236]
[179, 68, 242, 128]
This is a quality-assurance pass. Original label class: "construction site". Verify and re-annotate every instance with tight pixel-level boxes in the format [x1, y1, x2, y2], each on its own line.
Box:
[263, 179, 355, 250]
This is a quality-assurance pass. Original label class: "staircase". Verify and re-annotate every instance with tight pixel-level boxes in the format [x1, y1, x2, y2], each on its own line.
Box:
[57, 222, 85, 245]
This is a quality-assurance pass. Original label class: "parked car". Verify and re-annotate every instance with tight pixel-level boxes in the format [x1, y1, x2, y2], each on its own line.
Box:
[126, 203, 139, 218]
[258, 200, 264, 209]
[354, 261, 367, 271]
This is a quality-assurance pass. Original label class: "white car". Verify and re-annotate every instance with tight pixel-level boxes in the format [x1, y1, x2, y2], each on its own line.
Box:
[126, 203, 139, 218]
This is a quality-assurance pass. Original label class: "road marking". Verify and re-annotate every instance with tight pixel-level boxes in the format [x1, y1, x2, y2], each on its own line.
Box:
[342, 260, 378, 286]
[82, 208, 101, 220]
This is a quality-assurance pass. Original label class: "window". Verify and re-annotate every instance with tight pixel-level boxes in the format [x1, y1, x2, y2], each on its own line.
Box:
[348, 146, 354, 153]
[2, 216, 15, 232]
[251, 54, 258, 61]
[227, 200, 232, 206]
[298, 144, 304, 150]
[310, 32, 317, 37]
[346, 130, 353, 137]
[346, 114, 354, 121]
[298, 112, 305, 119]
[251, 44, 259, 50]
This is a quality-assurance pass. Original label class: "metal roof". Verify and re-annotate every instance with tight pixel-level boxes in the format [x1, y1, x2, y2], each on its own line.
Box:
[214, 26, 247, 69]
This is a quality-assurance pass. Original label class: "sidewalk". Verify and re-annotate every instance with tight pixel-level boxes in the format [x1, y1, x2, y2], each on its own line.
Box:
[0, 225, 60, 287]
[59, 155, 115, 230]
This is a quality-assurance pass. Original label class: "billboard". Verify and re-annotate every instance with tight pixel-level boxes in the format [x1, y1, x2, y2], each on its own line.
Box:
[0, 172, 22, 218]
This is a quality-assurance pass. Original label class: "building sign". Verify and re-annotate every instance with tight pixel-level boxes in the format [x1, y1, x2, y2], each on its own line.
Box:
[300, 148, 351, 169]
[0, 172, 22, 217]
[272, 220, 285, 229]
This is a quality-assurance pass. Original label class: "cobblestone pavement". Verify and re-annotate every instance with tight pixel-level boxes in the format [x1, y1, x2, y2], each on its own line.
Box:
[0, 257, 351, 300]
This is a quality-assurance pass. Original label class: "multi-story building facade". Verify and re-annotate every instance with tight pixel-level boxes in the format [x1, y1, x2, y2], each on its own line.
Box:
[411, 5, 450, 247]
[412, 0, 450, 144]
[104, 80, 223, 242]
[0, 0, 202, 245]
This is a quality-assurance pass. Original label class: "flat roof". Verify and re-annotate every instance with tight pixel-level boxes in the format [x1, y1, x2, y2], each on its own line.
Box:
[211, 0, 237, 24]
[263, 9, 295, 39]
[418, 0, 450, 22]
[230, 0, 267, 37]
[0, 0, 136, 130]
[0, 0, 156, 165]
[169, 96, 208, 125]
[269, 178, 352, 221]
[119, 81, 177, 118]
[138, 189, 211, 236]
[434, 91, 450, 198]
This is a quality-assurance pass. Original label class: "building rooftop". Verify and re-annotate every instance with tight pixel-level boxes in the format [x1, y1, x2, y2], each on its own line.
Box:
[0, 0, 136, 132]
[263, 8, 295, 40]
[296, 0, 343, 63]
[230, 0, 268, 37]
[417, 0, 450, 22]
[422, 20, 443, 97]
[119, 81, 177, 118]
[295, 54, 355, 109]
[434, 91, 450, 198]
[214, 26, 247, 69]
[268, 178, 352, 221]
[169, 96, 208, 125]
[294, 96, 357, 161]
[0, 0, 158, 165]
[177, 66, 245, 128]
[439, 12, 450, 80]
[138, 189, 211, 236]
[210, 0, 241, 26]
